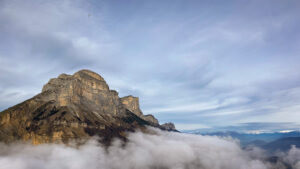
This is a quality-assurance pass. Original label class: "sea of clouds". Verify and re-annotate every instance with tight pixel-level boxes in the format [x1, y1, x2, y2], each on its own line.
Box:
[0, 127, 299, 169]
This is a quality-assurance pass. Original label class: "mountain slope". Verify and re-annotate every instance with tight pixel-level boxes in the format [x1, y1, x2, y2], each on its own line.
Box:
[0, 70, 176, 145]
[263, 137, 300, 152]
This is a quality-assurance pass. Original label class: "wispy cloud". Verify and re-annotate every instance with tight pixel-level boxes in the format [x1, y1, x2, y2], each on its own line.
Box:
[1, 0, 300, 130]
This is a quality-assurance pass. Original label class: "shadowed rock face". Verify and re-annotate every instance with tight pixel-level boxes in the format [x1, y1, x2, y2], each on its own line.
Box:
[0, 69, 176, 145]
[121, 96, 142, 116]
[120, 96, 159, 125]
[161, 123, 176, 131]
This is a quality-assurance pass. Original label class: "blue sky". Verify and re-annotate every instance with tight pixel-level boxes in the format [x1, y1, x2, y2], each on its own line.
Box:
[0, 0, 300, 131]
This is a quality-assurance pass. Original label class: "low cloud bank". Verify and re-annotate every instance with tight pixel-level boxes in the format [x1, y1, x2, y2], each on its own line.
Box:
[0, 128, 299, 169]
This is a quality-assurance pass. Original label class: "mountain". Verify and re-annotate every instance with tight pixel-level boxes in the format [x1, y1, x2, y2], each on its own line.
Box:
[263, 137, 300, 152]
[0, 69, 176, 145]
[189, 130, 300, 153]
[190, 130, 300, 146]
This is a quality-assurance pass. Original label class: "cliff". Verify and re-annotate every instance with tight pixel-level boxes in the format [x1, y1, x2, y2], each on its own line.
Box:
[0, 69, 176, 145]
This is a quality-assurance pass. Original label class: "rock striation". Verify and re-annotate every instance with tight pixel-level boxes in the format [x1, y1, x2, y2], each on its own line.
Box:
[0, 69, 176, 145]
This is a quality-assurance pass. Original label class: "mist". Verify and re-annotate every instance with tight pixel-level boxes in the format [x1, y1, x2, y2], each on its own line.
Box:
[0, 128, 299, 169]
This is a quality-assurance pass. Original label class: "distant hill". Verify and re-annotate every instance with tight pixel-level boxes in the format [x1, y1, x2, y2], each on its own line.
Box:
[263, 137, 300, 152]
[188, 130, 300, 153]
[189, 130, 300, 146]
[247, 139, 268, 147]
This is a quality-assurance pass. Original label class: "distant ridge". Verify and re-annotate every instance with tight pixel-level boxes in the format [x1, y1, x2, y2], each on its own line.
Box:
[263, 137, 300, 152]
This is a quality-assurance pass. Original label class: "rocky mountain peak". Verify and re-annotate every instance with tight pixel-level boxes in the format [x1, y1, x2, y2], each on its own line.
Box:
[41, 69, 112, 110]
[42, 69, 109, 93]
[0, 69, 176, 145]
[73, 69, 106, 82]
[120, 95, 159, 124]
[161, 122, 176, 131]
[120, 95, 142, 116]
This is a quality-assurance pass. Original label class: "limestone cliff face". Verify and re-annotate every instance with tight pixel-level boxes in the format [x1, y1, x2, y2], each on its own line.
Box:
[0, 69, 176, 145]
[120, 96, 159, 125]
[120, 96, 142, 116]
[42, 70, 122, 116]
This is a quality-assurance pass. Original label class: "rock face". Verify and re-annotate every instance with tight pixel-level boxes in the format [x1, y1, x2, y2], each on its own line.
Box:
[120, 96, 159, 125]
[161, 122, 176, 131]
[0, 70, 176, 145]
